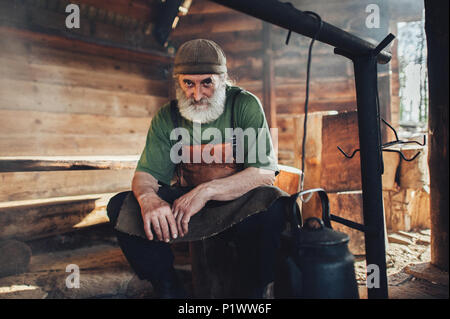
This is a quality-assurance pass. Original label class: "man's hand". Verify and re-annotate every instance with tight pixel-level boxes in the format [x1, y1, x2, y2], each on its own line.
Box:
[139, 193, 178, 242]
[172, 184, 211, 237]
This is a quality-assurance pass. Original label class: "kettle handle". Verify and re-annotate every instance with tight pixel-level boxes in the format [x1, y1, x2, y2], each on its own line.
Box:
[289, 188, 332, 230]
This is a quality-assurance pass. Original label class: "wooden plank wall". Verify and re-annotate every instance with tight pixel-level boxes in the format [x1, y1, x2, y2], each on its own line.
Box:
[0, 0, 171, 203]
[0, 0, 425, 244]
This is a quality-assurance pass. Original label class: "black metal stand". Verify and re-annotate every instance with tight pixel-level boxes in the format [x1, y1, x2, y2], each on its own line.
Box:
[352, 54, 388, 299]
[333, 35, 395, 299]
[209, 0, 396, 299]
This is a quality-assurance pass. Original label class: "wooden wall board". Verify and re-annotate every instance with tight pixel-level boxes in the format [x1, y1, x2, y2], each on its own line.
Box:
[0, 26, 173, 66]
[186, 0, 234, 15]
[0, 169, 134, 202]
[173, 12, 262, 37]
[0, 135, 146, 156]
[0, 55, 168, 97]
[71, 0, 160, 22]
[0, 78, 165, 118]
[0, 109, 150, 138]
[170, 29, 263, 53]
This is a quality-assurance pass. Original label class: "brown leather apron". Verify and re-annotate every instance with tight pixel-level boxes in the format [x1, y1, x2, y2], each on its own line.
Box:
[170, 89, 244, 187]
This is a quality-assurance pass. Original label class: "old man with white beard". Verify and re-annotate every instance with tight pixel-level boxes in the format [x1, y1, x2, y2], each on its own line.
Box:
[107, 39, 290, 298]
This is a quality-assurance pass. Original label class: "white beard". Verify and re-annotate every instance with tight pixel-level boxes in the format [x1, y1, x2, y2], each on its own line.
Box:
[175, 82, 227, 124]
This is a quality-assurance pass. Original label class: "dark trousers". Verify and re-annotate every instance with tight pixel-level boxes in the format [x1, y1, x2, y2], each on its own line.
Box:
[107, 185, 286, 298]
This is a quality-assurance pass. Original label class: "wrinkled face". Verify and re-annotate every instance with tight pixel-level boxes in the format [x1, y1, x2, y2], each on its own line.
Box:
[175, 73, 227, 124]
[177, 74, 217, 104]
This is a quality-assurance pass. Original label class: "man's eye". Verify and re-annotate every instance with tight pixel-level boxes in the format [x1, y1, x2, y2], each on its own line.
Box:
[202, 79, 213, 86]
[184, 81, 194, 87]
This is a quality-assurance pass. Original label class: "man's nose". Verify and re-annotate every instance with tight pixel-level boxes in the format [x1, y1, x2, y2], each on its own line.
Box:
[193, 86, 203, 102]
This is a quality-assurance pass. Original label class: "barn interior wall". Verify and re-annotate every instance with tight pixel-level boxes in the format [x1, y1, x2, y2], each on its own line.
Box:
[0, 0, 428, 247]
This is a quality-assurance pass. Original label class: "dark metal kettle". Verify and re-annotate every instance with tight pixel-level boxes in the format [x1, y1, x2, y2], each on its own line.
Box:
[274, 189, 359, 299]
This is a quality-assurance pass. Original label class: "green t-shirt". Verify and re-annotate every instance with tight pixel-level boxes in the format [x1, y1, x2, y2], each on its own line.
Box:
[136, 86, 279, 185]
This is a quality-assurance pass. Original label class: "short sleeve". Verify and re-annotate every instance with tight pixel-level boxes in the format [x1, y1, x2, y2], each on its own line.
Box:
[135, 105, 175, 185]
[234, 91, 279, 173]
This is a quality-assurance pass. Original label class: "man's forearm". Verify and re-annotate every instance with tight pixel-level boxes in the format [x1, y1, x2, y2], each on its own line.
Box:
[201, 167, 276, 202]
[132, 171, 162, 205]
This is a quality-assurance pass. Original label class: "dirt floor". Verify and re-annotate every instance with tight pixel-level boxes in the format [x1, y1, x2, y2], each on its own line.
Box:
[355, 229, 449, 299]
[354, 229, 431, 284]
[0, 226, 447, 299]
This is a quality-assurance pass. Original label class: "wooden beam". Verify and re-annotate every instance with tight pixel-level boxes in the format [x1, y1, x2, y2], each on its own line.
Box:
[425, 0, 449, 271]
[0, 156, 139, 173]
[0, 26, 172, 65]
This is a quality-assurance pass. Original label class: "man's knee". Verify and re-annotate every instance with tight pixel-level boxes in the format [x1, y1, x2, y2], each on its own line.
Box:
[106, 191, 132, 226]
[234, 197, 287, 237]
[255, 197, 287, 230]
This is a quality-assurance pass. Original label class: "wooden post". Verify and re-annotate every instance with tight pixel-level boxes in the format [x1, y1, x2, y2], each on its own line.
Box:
[425, 0, 449, 271]
[262, 22, 277, 130]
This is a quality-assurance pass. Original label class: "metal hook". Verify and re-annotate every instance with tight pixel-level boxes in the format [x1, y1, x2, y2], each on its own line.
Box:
[337, 118, 426, 162]
[337, 146, 360, 159]
[381, 118, 426, 147]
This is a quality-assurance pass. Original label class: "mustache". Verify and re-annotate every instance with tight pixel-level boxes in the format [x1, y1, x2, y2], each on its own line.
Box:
[187, 97, 211, 106]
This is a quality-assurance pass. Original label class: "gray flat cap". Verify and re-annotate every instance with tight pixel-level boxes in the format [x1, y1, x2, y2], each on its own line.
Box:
[173, 39, 227, 75]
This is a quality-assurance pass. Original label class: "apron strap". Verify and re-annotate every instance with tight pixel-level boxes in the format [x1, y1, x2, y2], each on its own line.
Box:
[230, 88, 243, 129]
[170, 100, 182, 185]
[231, 89, 243, 158]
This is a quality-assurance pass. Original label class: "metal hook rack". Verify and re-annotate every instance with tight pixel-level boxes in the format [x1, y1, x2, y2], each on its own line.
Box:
[337, 118, 426, 162]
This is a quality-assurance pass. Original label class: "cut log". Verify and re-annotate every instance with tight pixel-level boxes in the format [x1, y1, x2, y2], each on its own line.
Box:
[382, 151, 400, 190]
[398, 145, 429, 189]
[327, 192, 365, 256]
[384, 188, 431, 232]
[321, 111, 362, 192]
[274, 165, 302, 195]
